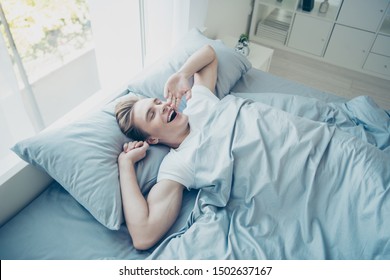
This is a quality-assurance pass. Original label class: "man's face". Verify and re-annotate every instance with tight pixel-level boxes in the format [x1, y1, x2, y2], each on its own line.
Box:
[132, 98, 189, 145]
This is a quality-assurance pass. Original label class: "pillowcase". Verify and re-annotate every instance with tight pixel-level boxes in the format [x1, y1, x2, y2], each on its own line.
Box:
[127, 28, 252, 110]
[12, 93, 169, 230]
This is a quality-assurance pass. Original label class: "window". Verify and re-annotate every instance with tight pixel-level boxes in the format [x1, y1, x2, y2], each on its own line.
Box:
[0, 0, 100, 130]
[1, 0, 93, 83]
[0, 0, 144, 174]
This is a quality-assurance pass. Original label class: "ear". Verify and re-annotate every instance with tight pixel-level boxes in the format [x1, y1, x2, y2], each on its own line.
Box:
[146, 137, 159, 145]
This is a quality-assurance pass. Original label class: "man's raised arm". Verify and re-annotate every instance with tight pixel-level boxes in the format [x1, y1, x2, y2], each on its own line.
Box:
[164, 44, 217, 108]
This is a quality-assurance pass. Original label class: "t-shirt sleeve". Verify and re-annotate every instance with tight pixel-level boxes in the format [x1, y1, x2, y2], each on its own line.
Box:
[156, 151, 194, 188]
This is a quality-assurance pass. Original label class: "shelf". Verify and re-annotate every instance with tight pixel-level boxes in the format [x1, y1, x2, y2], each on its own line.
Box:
[249, 0, 390, 80]
[255, 8, 293, 43]
[296, 0, 342, 21]
[256, 0, 299, 12]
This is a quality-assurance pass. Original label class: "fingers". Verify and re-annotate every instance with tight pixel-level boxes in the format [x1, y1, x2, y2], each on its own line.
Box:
[123, 141, 148, 152]
[185, 89, 192, 101]
[172, 96, 182, 109]
[163, 85, 169, 100]
[166, 90, 192, 109]
[142, 141, 150, 150]
[165, 94, 180, 109]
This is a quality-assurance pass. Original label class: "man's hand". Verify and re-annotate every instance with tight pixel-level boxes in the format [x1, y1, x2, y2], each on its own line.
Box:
[118, 141, 149, 165]
[163, 45, 217, 109]
[164, 72, 192, 109]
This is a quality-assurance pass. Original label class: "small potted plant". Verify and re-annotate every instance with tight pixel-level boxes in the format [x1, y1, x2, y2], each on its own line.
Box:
[235, 33, 250, 56]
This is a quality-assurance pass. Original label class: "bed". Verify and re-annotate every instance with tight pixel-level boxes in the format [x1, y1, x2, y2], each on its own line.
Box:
[1, 29, 389, 260]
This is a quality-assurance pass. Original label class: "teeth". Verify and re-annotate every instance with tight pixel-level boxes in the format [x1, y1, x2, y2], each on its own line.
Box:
[168, 109, 176, 123]
[168, 110, 174, 123]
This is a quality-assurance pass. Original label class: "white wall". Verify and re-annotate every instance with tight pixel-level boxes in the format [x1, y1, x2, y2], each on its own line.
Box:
[0, 162, 52, 227]
[0, 30, 35, 158]
[205, 0, 253, 39]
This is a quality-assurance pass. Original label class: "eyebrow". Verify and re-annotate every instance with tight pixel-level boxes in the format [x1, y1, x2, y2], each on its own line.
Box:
[145, 98, 157, 122]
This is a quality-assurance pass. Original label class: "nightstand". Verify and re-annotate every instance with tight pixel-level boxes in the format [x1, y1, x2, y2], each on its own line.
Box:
[219, 36, 274, 72]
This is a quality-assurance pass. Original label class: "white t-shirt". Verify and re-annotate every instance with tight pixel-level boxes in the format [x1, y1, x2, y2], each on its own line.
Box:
[157, 85, 219, 189]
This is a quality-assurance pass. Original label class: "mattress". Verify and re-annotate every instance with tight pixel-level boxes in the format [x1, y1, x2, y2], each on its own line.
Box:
[0, 69, 374, 260]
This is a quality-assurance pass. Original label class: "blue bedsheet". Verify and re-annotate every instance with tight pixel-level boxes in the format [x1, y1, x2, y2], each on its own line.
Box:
[149, 95, 390, 259]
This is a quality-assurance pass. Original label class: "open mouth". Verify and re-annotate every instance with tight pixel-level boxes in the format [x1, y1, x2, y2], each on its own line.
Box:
[167, 109, 177, 123]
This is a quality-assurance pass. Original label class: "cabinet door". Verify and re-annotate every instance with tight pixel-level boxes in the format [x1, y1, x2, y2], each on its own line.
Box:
[324, 24, 375, 69]
[288, 14, 332, 56]
[371, 35, 390, 56]
[364, 53, 390, 76]
[337, 0, 389, 32]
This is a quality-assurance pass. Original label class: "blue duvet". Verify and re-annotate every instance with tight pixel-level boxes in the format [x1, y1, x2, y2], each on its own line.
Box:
[149, 95, 390, 259]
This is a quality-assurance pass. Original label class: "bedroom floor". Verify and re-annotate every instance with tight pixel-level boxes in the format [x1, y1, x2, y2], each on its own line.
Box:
[268, 48, 390, 110]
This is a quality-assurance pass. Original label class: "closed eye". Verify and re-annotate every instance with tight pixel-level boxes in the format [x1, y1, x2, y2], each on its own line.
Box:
[151, 99, 162, 119]
[147, 98, 161, 121]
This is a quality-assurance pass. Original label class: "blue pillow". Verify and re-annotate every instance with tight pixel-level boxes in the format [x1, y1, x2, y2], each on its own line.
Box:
[12, 94, 169, 230]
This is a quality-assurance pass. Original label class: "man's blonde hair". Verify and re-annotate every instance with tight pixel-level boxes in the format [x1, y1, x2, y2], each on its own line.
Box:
[115, 96, 149, 141]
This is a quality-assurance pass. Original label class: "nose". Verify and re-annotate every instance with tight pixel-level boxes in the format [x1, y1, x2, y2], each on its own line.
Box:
[160, 102, 170, 114]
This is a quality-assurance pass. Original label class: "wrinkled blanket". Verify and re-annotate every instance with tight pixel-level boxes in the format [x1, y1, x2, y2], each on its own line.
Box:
[149, 95, 390, 259]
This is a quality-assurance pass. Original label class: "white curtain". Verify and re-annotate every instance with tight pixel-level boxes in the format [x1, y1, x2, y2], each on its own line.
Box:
[172, 0, 209, 43]
[0, 32, 35, 167]
[88, 0, 143, 91]
[88, 0, 209, 86]
[144, 0, 209, 66]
